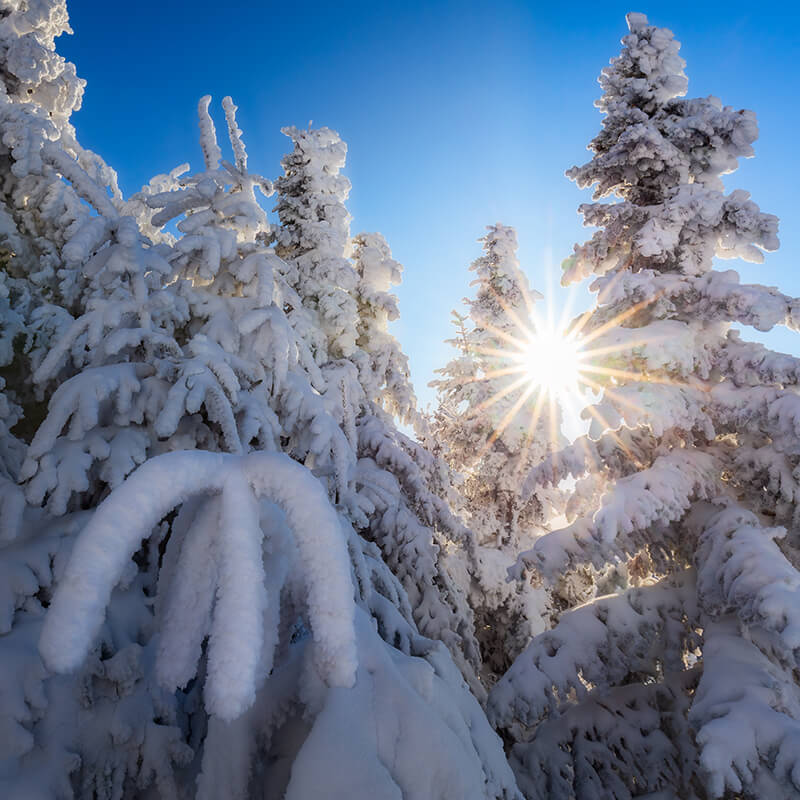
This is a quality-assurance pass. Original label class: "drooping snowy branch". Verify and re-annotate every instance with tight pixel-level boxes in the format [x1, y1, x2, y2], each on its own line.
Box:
[40, 450, 358, 719]
[695, 506, 800, 660]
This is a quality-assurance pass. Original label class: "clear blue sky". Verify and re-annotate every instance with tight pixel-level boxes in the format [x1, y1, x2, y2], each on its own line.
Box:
[60, 1, 800, 409]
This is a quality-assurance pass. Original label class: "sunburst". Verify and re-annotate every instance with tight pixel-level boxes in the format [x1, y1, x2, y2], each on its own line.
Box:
[464, 279, 672, 463]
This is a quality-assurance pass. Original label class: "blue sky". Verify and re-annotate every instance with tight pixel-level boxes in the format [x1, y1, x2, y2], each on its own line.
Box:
[61, 1, 800, 408]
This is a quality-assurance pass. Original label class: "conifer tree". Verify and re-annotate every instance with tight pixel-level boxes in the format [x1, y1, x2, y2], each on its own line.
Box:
[431, 224, 560, 681]
[270, 126, 485, 689]
[0, 4, 516, 796]
[270, 125, 359, 364]
[432, 224, 563, 547]
[489, 15, 800, 800]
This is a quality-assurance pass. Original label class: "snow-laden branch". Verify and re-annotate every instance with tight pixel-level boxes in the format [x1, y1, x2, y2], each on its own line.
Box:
[39, 450, 357, 720]
[690, 619, 800, 797]
[588, 269, 800, 335]
[511, 672, 696, 800]
[514, 450, 718, 579]
[222, 96, 248, 173]
[716, 335, 800, 387]
[488, 571, 696, 729]
[41, 143, 119, 221]
[197, 95, 222, 171]
[586, 382, 713, 440]
[696, 506, 800, 659]
[712, 382, 800, 455]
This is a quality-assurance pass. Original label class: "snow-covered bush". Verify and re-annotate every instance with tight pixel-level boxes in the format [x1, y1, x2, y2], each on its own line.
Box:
[490, 14, 800, 799]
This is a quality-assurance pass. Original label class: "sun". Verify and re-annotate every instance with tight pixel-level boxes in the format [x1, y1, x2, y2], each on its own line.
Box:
[469, 311, 592, 453]
[464, 276, 669, 458]
[519, 326, 583, 399]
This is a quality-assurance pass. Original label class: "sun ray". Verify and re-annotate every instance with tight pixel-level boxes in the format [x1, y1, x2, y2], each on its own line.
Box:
[580, 364, 680, 386]
[547, 391, 560, 453]
[565, 307, 594, 342]
[577, 293, 662, 348]
[580, 401, 638, 464]
[595, 263, 630, 307]
[472, 344, 529, 361]
[559, 389, 593, 451]
[579, 338, 667, 360]
[479, 321, 535, 353]
[516, 269, 546, 323]
[514, 387, 549, 480]
[555, 279, 583, 344]
[578, 374, 653, 423]
[578, 321, 675, 361]
[466, 373, 532, 418]
[575, 427, 602, 477]
[457, 365, 529, 386]
[485, 283, 541, 346]
[478, 382, 538, 459]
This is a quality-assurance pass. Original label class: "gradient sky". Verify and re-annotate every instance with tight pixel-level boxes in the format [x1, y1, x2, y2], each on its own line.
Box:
[60, 1, 800, 409]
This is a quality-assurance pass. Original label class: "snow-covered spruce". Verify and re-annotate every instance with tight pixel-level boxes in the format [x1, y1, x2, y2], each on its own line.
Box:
[268, 121, 484, 689]
[490, 14, 800, 800]
[269, 125, 359, 364]
[430, 224, 560, 683]
[0, 12, 513, 797]
[431, 224, 565, 547]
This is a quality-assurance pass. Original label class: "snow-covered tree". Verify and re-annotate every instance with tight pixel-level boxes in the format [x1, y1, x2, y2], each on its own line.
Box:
[489, 14, 800, 800]
[350, 231, 417, 427]
[268, 125, 484, 690]
[270, 125, 359, 364]
[432, 223, 562, 547]
[430, 224, 561, 682]
[0, 0, 127, 308]
[0, 5, 515, 796]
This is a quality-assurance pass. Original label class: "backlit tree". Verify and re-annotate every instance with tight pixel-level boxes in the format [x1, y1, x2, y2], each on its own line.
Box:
[489, 14, 800, 800]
